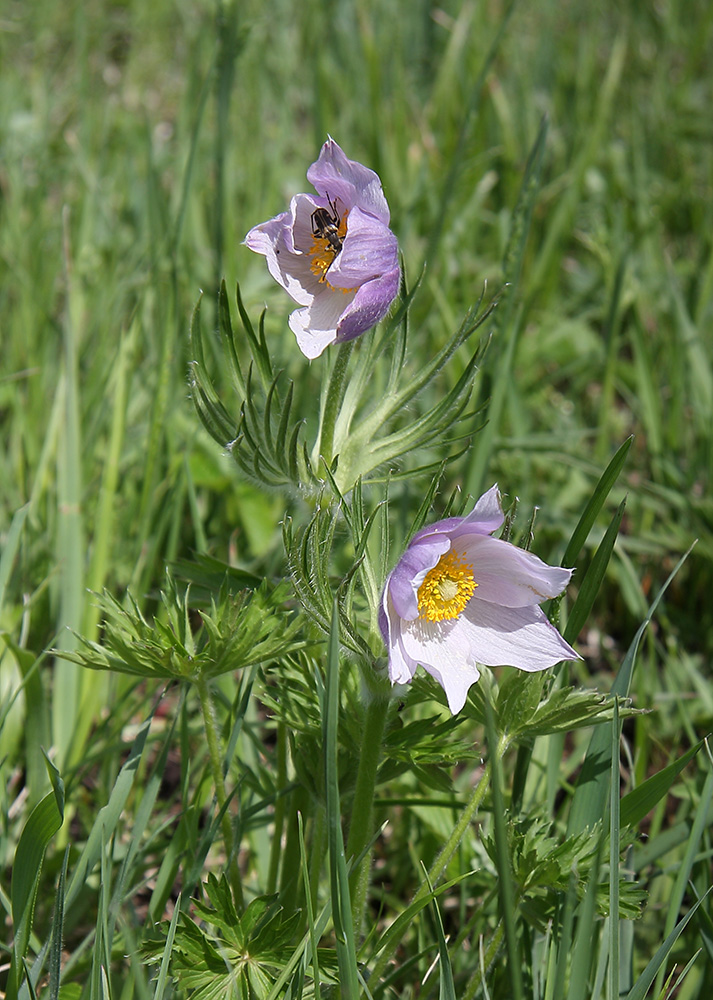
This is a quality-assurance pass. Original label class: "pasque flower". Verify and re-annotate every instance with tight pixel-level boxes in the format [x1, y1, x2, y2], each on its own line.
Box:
[379, 485, 580, 713]
[244, 137, 400, 360]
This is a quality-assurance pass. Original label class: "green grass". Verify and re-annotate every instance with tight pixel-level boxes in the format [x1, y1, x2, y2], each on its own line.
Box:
[1, 0, 713, 997]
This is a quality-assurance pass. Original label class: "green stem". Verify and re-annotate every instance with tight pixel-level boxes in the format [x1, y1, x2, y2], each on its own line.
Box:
[280, 783, 310, 914]
[369, 735, 510, 984]
[196, 678, 244, 909]
[463, 921, 506, 1000]
[308, 803, 327, 918]
[345, 689, 391, 927]
[315, 341, 354, 471]
[266, 721, 288, 895]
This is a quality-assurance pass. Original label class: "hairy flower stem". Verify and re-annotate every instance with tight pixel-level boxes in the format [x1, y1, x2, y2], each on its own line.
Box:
[196, 677, 244, 909]
[463, 921, 506, 1000]
[369, 734, 510, 984]
[315, 341, 354, 472]
[425, 734, 509, 888]
[345, 689, 390, 928]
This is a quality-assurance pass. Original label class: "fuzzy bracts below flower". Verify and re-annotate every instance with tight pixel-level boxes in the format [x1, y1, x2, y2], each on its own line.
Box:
[244, 137, 400, 359]
[379, 485, 580, 714]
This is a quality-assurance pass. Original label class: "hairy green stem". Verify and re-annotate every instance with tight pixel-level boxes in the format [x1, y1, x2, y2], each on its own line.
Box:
[315, 340, 354, 471]
[370, 735, 509, 983]
[345, 689, 390, 927]
[196, 677, 244, 909]
[463, 921, 506, 1000]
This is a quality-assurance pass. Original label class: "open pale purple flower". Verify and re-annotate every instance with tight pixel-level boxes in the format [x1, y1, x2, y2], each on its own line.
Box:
[379, 485, 580, 714]
[244, 137, 400, 360]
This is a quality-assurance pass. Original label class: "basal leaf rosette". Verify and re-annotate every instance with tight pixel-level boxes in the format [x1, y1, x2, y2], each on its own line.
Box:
[245, 137, 400, 360]
[379, 485, 580, 713]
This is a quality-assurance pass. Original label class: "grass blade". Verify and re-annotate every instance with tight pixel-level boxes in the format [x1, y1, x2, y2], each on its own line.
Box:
[324, 600, 360, 1000]
[567, 837, 603, 1000]
[151, 892, 181, 1000]
[0, 503, 29, 618]
[7, 754, 65, 1000]
[653, 767, 713, 997]
[484, 696, 524, 1000]
[53, 210, 85, 770]
[298, 813, 322, 1000]
[563, 497, 625, 646]
[65, 707, 155, 911]
[609, 698, 621, 1000]
[422, 868, 456, 1000]
[567, 544, 694, 836]
[561, 436, 633, 569]
[620, 739, 704, 829]
[624, 888, 712, 1000]
[48, 847, 70, 1000]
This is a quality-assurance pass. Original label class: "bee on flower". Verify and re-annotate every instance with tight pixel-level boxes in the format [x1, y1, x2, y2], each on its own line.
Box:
[244, 137, 400, 360]
[379, 485, 580, 713]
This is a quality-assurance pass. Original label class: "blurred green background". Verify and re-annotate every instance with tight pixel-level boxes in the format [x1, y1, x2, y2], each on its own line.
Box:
[2, 0, 713, 994]
[2, 0, 711, 688]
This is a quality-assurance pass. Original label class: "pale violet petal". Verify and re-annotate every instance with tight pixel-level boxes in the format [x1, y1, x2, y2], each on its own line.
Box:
[460, 600, 580, 670]
[459, 534, 573, 608]
[287, 193, 323, 255]
[451, 484, 504, 538]
[336, 267, 401, 342]
[328, 207, 399, 288]
[245, 209, 315, 307]
[399, 616, 481, 713]
[388, 535, 452, 620]
[409, 485, 504, 546]
[288, 287, 355, 359]
[380, 591, 419, 685]
[307, 136, 390, 225]
[423, 659, 481, 714]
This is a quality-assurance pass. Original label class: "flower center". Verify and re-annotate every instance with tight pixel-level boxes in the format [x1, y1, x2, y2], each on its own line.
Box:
[310, 209, 349, 284]
[417, 549, 477, 622]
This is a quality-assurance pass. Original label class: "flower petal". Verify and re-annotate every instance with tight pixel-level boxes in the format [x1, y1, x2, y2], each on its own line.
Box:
[387, 534, 452, 620]
[336, 267, 401, 342]
[328, 207, 399, 288]
[459, 534, 573, 608]
[410, 485, 505, 546]
[285, 193, 324, 254]
[451, 484, 505, 537]
[380, 593, 419, 684]
[459, 601, 580, 670]
[307, 136, 391, 225]
[245, 207, 315, 307]
[399, 617, 481, 713]
[288, 287, 357, 360]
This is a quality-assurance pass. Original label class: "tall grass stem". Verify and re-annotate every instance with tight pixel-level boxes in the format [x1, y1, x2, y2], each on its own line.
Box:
[195, 678, 244, 910]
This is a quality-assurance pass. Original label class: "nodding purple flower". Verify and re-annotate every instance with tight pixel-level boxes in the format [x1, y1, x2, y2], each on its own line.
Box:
[245, 138, 400, 360]
[379, 485, 581, 714]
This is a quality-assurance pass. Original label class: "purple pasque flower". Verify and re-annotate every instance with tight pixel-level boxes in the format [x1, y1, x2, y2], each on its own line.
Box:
[379, 485, 580, 714]
[244, 137, 400, 360]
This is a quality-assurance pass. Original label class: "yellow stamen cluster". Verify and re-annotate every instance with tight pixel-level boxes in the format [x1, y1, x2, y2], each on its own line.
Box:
[309, 210, 349, 284]
[417, 549, 477, 622]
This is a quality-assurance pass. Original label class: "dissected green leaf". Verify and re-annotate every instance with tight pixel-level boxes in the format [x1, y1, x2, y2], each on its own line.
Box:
[57, 575, 306, 682]
[496, 670, 546, 735]
[146, 876, 301, 1000]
